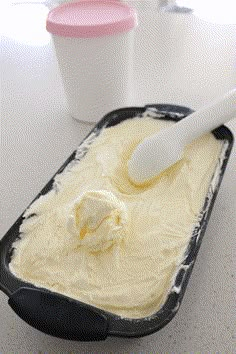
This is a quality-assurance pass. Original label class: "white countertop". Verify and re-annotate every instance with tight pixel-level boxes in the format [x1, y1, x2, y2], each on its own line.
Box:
[0, 1, 235, 352]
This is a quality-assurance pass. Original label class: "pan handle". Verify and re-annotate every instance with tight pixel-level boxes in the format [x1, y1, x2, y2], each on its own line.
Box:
[8, 287, 109, 341]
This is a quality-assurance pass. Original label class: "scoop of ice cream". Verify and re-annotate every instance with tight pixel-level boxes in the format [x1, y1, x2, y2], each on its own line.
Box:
[67, 190, 128, 252]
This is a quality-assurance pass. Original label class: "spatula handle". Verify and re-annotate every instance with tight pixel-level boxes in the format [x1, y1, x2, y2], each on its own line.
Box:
[167, 89, 236, 145]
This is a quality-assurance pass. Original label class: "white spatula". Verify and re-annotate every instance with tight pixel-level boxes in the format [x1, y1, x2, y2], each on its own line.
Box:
[128, 89, 236, 184]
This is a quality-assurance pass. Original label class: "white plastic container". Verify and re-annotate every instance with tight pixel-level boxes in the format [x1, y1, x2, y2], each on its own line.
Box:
[46, 1, 137, 123]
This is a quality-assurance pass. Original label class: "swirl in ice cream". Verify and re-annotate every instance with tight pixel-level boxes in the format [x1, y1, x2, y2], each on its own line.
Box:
[67, 190, 128, 252]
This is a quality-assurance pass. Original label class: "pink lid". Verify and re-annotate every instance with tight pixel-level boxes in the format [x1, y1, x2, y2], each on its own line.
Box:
[46, 0, 137, 38]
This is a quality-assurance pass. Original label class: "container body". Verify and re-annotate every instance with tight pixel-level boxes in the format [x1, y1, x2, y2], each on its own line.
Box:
[53, 31, 134, 122]
[0, 104, 234, 340]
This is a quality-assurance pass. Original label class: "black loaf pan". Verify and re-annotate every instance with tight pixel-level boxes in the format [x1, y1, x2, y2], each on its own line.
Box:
[0, 104, 234, 341]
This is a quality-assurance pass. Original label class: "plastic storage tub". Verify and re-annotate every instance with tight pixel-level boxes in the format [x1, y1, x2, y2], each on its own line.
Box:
[0, 104, 234, 341]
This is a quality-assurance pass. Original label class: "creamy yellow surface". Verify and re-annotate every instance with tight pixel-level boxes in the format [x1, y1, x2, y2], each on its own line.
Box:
[10, 117, 222, 318]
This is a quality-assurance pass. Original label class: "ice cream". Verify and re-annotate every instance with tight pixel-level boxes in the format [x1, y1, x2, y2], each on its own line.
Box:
[9, 116, 222, 318]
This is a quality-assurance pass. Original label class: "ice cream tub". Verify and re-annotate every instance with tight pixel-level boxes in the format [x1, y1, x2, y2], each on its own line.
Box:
[0, 104, 234, 341]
